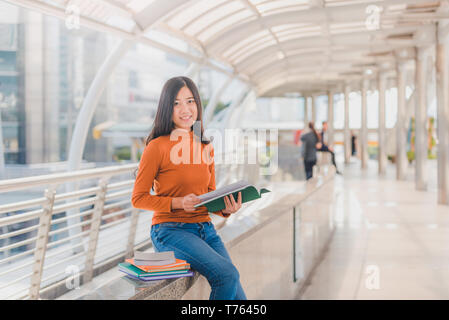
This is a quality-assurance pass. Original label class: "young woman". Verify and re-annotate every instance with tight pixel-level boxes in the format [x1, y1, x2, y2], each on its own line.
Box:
[300, 122, 320, 180]
[131, 76, 247, 300]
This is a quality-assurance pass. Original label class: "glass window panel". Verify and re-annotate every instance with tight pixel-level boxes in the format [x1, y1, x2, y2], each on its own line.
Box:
[325, 0, 380, 7]
[42, 0, 69, 9]
[244, 54, 278, 75]
[227, 35, 276, 60]
[330, 21, 366, 33]
[222, 30, 271, 58]
[313, 95, 328, 129]
[367, 90, 379, 129]
[284, 47, 324, 56]
[334, 93, 344, 129]
[257, 0, 309, 15]
[349, 91, 361, 129]
[259, 5, 310, 16]
[0, 0, 196, 168]
[105, 15, 136, 32]
[197, 12, 256, 43]
[276, 26, 321, 36]
[249, 0, 266, 5]
[386, 87, 398, 129]
[166, 0, 228, 30]
[144, 29, 193, 56]
[277, 31, 322, 42]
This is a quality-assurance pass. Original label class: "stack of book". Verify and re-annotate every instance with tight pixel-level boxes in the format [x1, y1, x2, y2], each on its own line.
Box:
[118, 250, 194, 281]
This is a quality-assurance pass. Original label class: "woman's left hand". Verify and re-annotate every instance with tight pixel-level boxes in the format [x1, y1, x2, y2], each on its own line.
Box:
[222, 192, 242, 215]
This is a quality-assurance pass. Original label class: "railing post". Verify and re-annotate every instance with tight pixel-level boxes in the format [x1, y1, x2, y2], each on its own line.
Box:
[293, 206, 296, 283]
[83, 177, 109, 283]
[125, 208, 140, 259]
[29, 187, 56, 300]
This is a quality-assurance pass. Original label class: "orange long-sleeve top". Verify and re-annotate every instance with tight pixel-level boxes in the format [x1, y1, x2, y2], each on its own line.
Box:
[131, 129, 230, 225]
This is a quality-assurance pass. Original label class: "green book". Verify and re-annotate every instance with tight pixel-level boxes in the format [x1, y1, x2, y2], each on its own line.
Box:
[194, 180, 270, 212]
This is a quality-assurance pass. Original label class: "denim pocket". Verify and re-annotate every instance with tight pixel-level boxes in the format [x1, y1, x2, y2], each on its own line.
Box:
[151, 223, 161, 234]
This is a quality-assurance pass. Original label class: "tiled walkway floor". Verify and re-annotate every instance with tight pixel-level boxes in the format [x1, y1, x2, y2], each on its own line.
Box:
[299, 159, 449, 299]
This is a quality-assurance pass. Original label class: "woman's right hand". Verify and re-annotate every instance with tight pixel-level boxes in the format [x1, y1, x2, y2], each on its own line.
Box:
[182, 193, 201, 212]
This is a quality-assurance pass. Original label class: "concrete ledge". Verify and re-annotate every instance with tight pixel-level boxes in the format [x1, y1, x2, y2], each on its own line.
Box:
[58, 168, 335, 300]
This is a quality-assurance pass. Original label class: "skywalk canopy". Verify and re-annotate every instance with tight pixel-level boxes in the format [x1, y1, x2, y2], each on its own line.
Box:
[11, 0, 448, 95]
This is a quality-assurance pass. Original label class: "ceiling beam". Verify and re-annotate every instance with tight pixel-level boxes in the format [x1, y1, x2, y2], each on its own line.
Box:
[205, 0, 436, 54]
[233, 24, 433, 72]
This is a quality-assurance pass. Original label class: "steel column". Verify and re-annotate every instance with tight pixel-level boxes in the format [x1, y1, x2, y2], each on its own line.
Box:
[361, 78, 369, 169]
[378, 73, 387, 175]
[83, 177, 109, 283]
[327, 90, 334, 147]
[29, 187, 56, 300]
[344, 85, 351, 164]
[415, 47, 429, 191]
[396, 61, 408, 180]
[436, 23, 449, 205]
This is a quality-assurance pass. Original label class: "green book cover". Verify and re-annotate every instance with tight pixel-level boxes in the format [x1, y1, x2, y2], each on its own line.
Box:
[194, 180, 270, 213]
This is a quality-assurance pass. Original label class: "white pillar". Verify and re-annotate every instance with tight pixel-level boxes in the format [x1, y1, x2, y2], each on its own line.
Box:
[378, 73, 387, 175]
[184, 62, 200, 78]
[415, 47, 429, 191]
[327, 90, 334, 147]
[304, 96, 309, 126]
[0, 110, 4, 179]
[67, 39, 134, 173]
[396, 61, 408, 180]
[344, 85, 351, 164]
[361, 78, 369, 169]
[311, 95, 316, 124]
[436, 23, 449, 205]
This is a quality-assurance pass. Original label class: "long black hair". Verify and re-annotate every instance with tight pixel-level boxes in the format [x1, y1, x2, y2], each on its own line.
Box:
[145, 76, 210, 146]
[309, 122, 319, 141]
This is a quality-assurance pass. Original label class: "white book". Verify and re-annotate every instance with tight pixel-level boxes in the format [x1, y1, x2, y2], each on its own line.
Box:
[134, 250, 175, 263]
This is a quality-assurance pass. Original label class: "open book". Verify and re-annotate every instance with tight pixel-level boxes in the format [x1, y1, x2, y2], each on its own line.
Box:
[194, 180, 270, 212]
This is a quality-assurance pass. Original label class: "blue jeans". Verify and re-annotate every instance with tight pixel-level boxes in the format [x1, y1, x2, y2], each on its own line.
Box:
[150, 221, 247, 300]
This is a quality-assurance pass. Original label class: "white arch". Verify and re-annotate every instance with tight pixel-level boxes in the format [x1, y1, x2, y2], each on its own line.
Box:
[204, 0, 433, 54]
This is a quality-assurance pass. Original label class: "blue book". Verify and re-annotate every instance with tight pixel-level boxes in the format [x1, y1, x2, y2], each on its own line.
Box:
[118, 262, 194, 281]
[119, 270, 195, 281]
[118, 263, 189, 277]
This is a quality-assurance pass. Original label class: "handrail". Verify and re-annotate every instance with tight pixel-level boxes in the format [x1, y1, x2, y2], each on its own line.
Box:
[0, 163, 139, 300]
[0, 163, 138, 192]
[59, 165, 336, 300]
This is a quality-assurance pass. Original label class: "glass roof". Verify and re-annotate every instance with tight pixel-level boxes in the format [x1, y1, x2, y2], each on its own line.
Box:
[14, 0, 446, 96]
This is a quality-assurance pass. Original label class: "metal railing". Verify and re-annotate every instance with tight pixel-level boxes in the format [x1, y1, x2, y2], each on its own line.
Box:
[0, 163, 153, 300]
[0, 145, 267, 299]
